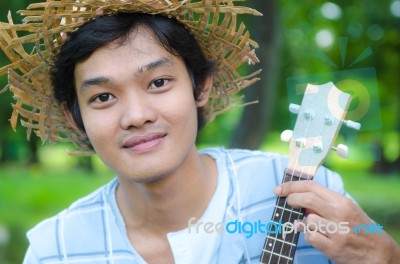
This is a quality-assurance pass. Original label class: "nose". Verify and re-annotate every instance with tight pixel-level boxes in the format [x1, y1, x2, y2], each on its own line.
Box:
[120, 91, 157, 130]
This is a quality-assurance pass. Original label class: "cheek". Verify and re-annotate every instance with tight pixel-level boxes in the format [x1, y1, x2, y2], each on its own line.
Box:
[174, 101, 199, 146]
[80, 110, 115, 150]
[163, 91, 198, 128]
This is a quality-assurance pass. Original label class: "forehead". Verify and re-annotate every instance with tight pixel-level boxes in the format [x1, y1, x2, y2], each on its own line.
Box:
[89, 25, 170, 60]
[107, 25, 163, 51]
[76, 27, 173, 69]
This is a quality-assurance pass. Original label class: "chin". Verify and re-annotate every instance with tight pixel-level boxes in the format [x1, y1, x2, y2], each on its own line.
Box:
[118, 167, 173, 185]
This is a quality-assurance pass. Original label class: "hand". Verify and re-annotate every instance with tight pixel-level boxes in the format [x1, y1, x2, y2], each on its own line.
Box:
[274, 180, 400, 264]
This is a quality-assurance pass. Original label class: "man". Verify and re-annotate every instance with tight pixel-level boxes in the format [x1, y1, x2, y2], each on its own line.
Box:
[0, 1, 399, 263]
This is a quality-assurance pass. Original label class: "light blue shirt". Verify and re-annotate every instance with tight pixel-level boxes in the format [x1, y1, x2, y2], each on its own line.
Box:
[23, 148, 348, 263]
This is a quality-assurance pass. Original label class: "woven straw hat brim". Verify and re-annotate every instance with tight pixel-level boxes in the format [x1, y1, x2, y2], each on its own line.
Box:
[0, 0, 261, 155]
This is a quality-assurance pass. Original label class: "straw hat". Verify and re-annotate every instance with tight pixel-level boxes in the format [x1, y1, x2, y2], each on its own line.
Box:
[0, 0, 261, 155]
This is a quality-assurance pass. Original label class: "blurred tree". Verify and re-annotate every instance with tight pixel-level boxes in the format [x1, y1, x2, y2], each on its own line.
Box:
[369, 6, 400, 173]
[233, 0, 399, 174]
[0, 97, 19, 162]
[0, 0, 92, 168]
[0, 1, 28, 163]
[230, 0, 282, 149]
[77, 156, 94, 172]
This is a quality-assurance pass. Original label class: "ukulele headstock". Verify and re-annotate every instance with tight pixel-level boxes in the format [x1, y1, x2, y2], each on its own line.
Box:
[281, 82, 361, 177]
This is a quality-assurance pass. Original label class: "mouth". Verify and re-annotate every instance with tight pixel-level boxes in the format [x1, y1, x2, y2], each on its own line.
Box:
[122, 133, 166, 152]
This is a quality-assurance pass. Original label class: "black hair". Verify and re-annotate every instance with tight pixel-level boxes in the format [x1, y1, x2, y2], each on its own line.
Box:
[52, 12, 215, 135]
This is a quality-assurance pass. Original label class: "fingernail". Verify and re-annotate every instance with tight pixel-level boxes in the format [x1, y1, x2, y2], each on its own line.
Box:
[274, 185, 282, 195]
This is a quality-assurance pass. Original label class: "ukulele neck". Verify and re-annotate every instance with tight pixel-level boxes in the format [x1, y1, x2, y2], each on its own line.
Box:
[259, 170, 313, 263]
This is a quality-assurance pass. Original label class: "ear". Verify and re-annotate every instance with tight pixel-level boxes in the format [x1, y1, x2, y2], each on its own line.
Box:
[195, 76, 213, 107]
[62, 102, 80, 131]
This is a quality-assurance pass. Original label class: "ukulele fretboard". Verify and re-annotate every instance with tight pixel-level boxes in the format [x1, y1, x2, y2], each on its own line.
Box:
[259, 171, 313, 264]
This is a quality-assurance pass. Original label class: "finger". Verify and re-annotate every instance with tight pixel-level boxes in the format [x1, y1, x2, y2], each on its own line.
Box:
[303, 213, 337, 239]
[304, 208, 317, 216]
[274, 180, 339, 202]
[286, 192, 333, 218]
[303, 229, 336, 257]
[294, 215, 332, 236]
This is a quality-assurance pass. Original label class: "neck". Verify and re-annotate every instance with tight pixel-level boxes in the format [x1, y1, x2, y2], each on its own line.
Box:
[116, 147, 217, 234]
[259, 169, 313, 264]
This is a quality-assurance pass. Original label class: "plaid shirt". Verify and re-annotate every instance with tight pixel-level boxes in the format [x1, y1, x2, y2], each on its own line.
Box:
[23, 148, 346, 263]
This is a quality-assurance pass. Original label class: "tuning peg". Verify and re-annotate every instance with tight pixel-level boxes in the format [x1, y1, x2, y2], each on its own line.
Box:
[332, 144, 349, 159]
[343, 120, 361, 131]
[289, 104, 300, 115]
[280, 130, 293, 143]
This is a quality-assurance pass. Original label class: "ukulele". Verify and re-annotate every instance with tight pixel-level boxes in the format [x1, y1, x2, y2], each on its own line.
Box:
[259, 82, 361, 264]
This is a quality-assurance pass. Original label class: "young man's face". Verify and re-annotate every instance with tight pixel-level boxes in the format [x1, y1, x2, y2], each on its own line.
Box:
[70, 27, 210, 183]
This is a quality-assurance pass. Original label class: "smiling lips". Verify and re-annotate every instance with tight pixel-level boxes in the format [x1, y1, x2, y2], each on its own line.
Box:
[122, 133, 166, 152]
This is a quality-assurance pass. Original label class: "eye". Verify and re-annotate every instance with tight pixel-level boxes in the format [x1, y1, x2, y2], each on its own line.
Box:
[92, 93, 116, 103]
[149, 78, 170, 90]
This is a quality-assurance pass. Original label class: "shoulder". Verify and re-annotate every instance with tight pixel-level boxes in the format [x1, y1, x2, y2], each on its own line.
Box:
[201, 147, 289, 187]
[25, 178, 126, 262]
[200, 147, 280, 161]
[200, 147, 283, 173]
[202, 147, 345, 194]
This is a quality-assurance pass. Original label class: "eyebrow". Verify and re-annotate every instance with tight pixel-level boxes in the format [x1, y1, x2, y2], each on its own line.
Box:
[79, 56, 175, 93]
[79, 76, 112, 93]
[135, 56, 174, 77]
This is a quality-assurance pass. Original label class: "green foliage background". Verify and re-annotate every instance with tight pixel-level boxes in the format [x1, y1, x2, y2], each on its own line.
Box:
[0, 0, 399, 263]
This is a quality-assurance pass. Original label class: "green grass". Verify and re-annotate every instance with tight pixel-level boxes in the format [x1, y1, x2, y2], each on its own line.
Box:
[0, 163, 114, 264]
[339, 169, 400, 243]
[0, 164, 113, 227]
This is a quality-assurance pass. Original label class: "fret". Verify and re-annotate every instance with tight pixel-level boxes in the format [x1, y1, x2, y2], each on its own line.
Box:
[283, 172, 314, 183]
[261, 249, 293, 261]
[273, 197, 304, 224]
[264, 235, 297, 253]
[264, 235, 296, 246]
[260, 222, 302, 263]
[264, 223, 298, 248]
[274, 205, 303, 216]
[259, 254, 291, 264]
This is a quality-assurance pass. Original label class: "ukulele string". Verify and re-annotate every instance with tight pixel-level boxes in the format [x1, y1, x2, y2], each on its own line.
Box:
[262, 110, 328, 263]
[275, 117, 313, 264]
[259, 147, 306, 263]
[259, 158, 305, 263]
[262, 117, 313, 264]
[262, 143, 305, 264]
[261, 84, 348, 264]
[285, 116, 329, 261]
